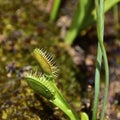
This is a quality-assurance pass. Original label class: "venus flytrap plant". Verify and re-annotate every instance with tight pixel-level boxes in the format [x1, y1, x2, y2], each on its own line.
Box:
[24, 48, 89, 120]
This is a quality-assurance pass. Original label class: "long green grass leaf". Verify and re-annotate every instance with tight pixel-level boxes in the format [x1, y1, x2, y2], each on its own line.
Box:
[50, 0, 61, 22]
[92, 0, 109, 120]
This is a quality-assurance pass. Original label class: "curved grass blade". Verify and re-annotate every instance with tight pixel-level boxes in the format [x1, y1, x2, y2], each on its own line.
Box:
[92, 0, 109, 120]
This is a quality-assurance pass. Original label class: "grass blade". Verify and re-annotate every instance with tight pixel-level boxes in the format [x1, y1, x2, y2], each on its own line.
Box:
[92, 0, 109, 120]
[50, 0, 61, 22]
